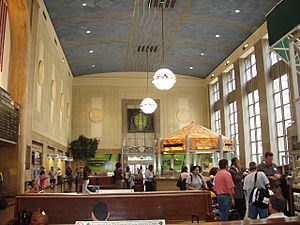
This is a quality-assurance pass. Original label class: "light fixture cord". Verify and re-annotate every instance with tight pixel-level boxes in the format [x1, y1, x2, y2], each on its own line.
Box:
[161, 0, 165, 67]
[147, 50, 149, 97]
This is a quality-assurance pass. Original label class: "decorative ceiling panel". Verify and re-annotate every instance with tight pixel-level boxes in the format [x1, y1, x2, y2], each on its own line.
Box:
[44, 0, 280, 78]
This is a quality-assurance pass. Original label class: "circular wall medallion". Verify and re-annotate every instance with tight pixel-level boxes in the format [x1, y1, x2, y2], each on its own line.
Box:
[37, 60, 45, 86]
[89, 108, 104, 123]
[176, 108, 191, 123]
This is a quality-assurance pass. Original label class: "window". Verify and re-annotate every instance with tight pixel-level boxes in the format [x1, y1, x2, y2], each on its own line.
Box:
[211, 81, 220, 103]
[273, 74, 291, 164]
[214, 110, 221, 134]
[245, 53, 257, 81]
[248, 90, 262, 163]
[229, 101, 239, 157]
[227, 69, 236, 93]
[270, 52, 281, 65]
[210, 81, 221, 135]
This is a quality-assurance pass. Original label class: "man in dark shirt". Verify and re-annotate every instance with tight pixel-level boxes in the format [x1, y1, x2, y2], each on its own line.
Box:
[229, 157, 246, 220]
[257, 152, 282, 197]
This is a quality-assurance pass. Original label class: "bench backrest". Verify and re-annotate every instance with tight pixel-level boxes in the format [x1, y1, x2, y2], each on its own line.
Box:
[15, 191, 211, 224]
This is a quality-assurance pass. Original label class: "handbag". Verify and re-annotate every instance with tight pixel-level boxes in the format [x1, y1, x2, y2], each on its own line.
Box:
[249, 172, 271, 209]
[30, 210, 49, 225]
[16, 209, 32, 225]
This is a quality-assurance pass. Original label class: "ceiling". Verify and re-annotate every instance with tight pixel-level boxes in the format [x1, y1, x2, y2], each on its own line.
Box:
[44, 0, 279, 78]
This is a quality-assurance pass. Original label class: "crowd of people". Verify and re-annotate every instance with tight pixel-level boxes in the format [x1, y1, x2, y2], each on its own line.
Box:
[178, 151, 287, 221]
[26, 166, 83, 193]
[24, 151, 289, 221]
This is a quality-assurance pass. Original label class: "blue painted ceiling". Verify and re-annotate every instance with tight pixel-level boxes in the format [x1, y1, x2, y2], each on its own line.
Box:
[44, 0, 280, 78]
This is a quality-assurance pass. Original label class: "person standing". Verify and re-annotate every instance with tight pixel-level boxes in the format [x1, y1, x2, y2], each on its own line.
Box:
[66, 167, 73, 191]
[83, 166, 91, 193]
[229, 157, 246, 220]
[206, 167, 218, 192]
[214, 159, 235, 221]
[257, 152, 282, 197]
[186, 166, 208, 190]
[73, 168, 79, 192]
[39, 169, 47, 191]
[114, 162, 124, 189]
[48, 166, 56, 189]
[145, 164, 155, 191]
[243, 162, 270, 219]
[178, 166, 189, 190]
[124, 166, 132, 189]
[57, 168, 62, 185]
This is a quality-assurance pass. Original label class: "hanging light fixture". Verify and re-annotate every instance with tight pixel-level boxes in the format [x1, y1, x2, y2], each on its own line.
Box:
[152, 0, 176, 90]
[140, 50, 157, 114]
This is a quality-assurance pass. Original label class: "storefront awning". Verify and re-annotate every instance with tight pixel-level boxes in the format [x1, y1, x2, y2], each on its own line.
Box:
[162, 122, 233, 153]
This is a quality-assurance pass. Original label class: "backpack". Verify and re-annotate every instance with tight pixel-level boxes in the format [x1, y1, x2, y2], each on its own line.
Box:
[176, 175, 187, 190]
[249, 172, 272, 209]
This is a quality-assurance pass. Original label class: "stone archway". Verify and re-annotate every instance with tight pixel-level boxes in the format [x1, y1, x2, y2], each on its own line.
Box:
[0, 0, 31, 195]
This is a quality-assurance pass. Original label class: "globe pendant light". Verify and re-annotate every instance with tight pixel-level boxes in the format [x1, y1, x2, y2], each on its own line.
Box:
[140, 51, 157, 114]
[152, 0, 176, 90]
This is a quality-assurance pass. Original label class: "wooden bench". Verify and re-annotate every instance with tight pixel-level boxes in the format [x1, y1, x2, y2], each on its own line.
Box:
[194, 217, 300, 224]
[50, 217, 300, 225]
[15, 191, 211, 224]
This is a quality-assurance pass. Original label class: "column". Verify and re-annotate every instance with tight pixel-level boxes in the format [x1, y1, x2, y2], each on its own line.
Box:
[255, 39, 274, 160]
[234, 59, 248, 166]
[185, 135, 190, 172]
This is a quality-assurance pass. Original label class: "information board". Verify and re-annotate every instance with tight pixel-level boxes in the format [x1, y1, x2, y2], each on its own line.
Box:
[0, 88, 19, 144]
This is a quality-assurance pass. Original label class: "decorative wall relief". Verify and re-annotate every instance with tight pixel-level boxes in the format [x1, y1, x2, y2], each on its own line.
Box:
[176, 108, 191, 123]
[89, 108, 104, 123]
[128, 109, 154, 132]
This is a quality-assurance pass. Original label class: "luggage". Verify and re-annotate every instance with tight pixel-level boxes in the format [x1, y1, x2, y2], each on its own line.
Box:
[228, 209, 240, 220]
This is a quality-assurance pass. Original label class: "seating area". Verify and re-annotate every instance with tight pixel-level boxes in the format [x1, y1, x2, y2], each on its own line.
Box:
[15, 191, 212, 224]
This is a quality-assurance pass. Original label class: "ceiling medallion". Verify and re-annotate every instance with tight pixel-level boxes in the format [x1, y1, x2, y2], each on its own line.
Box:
[89, 108, 104, 123]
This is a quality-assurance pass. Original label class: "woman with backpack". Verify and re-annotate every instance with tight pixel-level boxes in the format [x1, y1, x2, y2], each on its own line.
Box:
[186, 166, 208, 190]
[177, 166, 189, 190]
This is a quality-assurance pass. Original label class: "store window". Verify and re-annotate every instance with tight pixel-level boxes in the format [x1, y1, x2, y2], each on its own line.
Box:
[214, 110, 221, 135]
[229, 101, 239, 157]
[273, 74, 292, 164]
[227, 69, 236, 93]
[245, 53, 257, 81]
[248, 90, 262, 163]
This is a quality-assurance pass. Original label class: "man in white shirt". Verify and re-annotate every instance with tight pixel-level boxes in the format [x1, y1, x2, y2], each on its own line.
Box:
[145, 164, 155, 191]
[243, 162, 270, 219]
[267, 195, 287, 219]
